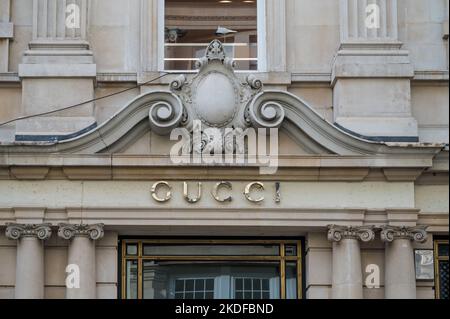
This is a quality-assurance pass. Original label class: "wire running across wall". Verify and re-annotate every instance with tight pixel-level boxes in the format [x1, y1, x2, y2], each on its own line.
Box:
[0, 73, 171, 128]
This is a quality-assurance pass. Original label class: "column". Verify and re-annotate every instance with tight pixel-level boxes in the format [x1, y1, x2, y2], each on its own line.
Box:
[58, 223, 104, 299]
[333, 0, 417, 141]
[328, 225, 375, 299]
[5, 223, 52, 299]
[17, 0, 96, 140]
[381, 225, 428, 299]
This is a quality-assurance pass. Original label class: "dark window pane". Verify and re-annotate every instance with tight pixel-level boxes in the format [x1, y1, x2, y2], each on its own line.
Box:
[206, 279, 214, 291]
[195, 291, 204, 299]
[438, 244, 449, 257]
[262, 279, 269, 290]
[253, 279, 261, 290]
[185, 280, 194, 291]
[175, 280, 184, 292]
[244, 291, 252, 299]
[244, 279, 251, 290]
[439, 261, 449, 299]
[235, 292, 243, 299]
[253, 291, 262, 299]
[143, 244, 279, 256]
[285, 245, 297, 256]
[235, 278, 243, 290]
[205, 292, 214, 299]
[262, 291, 270, 299]
[195, 279, 205, 291]
[185, 292, 194, 299]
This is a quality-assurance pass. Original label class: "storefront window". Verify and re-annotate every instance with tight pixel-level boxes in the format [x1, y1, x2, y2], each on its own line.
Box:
[164, 0, 258, 71]
[121, 240, 303, 299]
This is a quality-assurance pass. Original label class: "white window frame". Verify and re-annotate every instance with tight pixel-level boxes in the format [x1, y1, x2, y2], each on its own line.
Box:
[158, 0, 267, 73]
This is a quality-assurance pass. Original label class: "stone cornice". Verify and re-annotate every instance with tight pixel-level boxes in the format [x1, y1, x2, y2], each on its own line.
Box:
[0, 90, 444, 158]
[0, 154, 444, 182]
[5, 223, 52, 240]
[327, 225, 376, 242]
[380, 225, 428, 243]
[0, 166, 435, 182]
[58, 223, 104, 241]
[0, 209, 442, 235]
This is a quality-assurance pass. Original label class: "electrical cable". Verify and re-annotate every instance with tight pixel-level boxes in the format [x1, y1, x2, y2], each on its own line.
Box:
[0, 72, 171, 128]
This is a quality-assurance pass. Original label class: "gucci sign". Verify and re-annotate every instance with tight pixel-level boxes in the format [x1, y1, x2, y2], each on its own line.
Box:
[151, 181, 281, 204]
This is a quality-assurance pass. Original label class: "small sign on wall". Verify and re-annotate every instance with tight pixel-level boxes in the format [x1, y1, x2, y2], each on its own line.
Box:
[414, 250, 435, 280]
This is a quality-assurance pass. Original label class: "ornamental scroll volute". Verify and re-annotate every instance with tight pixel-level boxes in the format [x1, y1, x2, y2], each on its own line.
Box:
[167, 40, 285, 153]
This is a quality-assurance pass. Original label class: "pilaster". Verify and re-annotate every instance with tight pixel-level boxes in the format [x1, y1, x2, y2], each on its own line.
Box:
[333, 0, 418, 141]
[16, 0, 96, 140]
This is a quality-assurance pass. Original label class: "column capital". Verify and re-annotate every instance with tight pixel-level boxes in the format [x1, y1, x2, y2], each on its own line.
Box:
[380, 225, 428, 243]
[5, 223, 52, 240]
[58, 223, 104, 241]
[327, 225, 376, 243]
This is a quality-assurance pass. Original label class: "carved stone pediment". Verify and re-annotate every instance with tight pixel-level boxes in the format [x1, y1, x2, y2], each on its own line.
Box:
[0, 42, 444, 160]
[149, 40, 285, 139]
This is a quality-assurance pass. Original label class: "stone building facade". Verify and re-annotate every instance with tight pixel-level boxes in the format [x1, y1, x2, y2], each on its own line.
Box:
[0, 0, 448, 299]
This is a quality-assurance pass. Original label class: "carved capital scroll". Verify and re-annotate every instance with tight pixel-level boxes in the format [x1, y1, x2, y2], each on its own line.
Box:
[58, 223, 104, 241]
[327, 225, 376, 243]
[5, 223, 52, 240]
[380, 225, 428, 243]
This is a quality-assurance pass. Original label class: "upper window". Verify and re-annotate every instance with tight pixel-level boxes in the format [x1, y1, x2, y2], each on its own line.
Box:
[164, 0, 258, 71]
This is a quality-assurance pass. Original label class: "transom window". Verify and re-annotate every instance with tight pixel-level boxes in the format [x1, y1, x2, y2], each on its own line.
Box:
[121, 239, 303, 299]
[163, 0, 259, 71]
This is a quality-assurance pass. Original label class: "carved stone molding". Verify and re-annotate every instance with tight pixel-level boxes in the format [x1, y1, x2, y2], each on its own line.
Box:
[327, 225, 376, 243]
[170, 40, 266, 133]
[5, 223, 52, 240]
[0, 40, 444, 160]
[58, 223, 104, 241]
[380, 225, 428, 243]
[167, 39, 286, 153]
[148, 97, 184, 135]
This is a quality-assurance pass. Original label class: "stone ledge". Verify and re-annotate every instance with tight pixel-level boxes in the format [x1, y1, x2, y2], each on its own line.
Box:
[138, 71, 292, 85]
[18, 64, 97, 78]
[1, 208, 441, 232]
[339, 41, 404, 51]
[0, 72, 19, 82]
[413, 70, 449, 81]
[331, 49, 415, 85]
[335, 117, 419, 139]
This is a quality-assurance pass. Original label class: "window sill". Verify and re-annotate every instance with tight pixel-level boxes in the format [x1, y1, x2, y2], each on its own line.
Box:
[138, 71, 292, 86]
